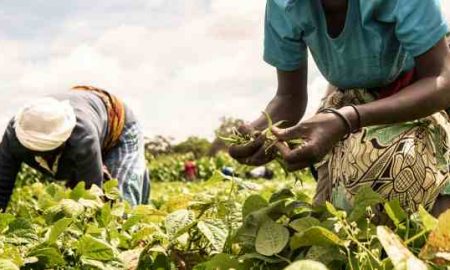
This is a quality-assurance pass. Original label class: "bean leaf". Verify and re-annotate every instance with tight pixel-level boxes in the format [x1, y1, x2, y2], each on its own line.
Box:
[255, 219, 289, 256]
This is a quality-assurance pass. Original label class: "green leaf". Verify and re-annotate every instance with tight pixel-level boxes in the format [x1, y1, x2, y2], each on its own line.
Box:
[305, 246, 345, 266]
[290, 226, 345, 250]
[6, 218, 37, 243]
[269, 188, 295, 203]
[69, 181, 86, 200]
[418, 205, 438, 232]
[255, 219, 289, 256]
[60, 199, 84, 217]
[0, 259, 19, 270]
[100, 202, 112, 227]
[325, 202, 345, 219]
[136, 246, 153, 270]
[0, 213, 15, 231]
[197, 220, 228, 252]
[27, 246, 65, 267]
[77, 235, 115, 261]
[131, 224, 159, 245]
[235, 200, 287, 246]
[284, 260, 329, 270]
[193, 253, 248, 270]
[47, 218, 72, 244]
[165, 209, 196, 238]
[239, 253, 283, 264]
[206, 171, 226, 184]
[349, 186, 384, 221]
[152, 253, 171, 270]
[242, 195, 268, 219]
[80, 258, 112, 270]
[377, 226, 427, 270]
[384, 200, 407, 228]
[289, 217, 320, 233]
[103, 179, 121, 200]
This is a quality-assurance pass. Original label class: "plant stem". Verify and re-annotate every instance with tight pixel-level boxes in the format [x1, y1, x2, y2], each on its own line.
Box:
[405, 229, 427, 245]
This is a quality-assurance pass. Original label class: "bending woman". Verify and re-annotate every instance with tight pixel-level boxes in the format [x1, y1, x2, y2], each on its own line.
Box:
[0, 86, 150, 210]
[229, 0, 450, 216]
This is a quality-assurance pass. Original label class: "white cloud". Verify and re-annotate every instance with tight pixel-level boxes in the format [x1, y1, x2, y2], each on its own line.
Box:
[0, 0, 449, 141]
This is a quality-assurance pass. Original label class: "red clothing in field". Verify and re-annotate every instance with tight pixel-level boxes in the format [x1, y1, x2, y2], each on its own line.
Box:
[184, 161, 197, 181]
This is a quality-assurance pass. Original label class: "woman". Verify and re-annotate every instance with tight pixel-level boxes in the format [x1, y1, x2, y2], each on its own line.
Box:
[229, 0, 450, 216]
[0, 86, 150, 210]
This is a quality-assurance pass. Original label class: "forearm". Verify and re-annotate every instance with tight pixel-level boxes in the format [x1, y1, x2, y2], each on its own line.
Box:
[341, 39, 450, 129]
[357, 75, 450, 127]
[251, 67, 308, 130]
[251, 94, 307, 130]
[0, 139, 21, 211]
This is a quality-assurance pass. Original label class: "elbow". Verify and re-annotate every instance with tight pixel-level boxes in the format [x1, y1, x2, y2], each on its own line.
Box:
[439, 70, 450, 109]
[437, 56, 450, 109]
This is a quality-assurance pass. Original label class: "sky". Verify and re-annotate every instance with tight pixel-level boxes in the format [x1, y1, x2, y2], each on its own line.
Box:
[0, 1, 449, 141]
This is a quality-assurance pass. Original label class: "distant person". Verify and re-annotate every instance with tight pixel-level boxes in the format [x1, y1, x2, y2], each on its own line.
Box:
[221, 166, 236, 177]
[0, 86, 150, 211]
[230, 0, 450, 216]
[184, 160, 197, 181]
[246, 166, 274, 180]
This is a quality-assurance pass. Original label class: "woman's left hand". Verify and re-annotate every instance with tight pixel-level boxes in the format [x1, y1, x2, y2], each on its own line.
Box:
[272, 108, 355, 172]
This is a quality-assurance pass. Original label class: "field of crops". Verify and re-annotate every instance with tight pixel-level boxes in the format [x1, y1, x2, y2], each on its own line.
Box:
[0, 153, 449, 270]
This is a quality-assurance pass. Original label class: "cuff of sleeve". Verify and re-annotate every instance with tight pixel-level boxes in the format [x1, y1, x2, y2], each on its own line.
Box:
[263, 52, 307, 71]
[409, 23, 449, 57]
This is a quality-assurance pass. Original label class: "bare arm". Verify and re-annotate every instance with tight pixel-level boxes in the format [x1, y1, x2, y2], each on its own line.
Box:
[273, 38, 450, 172]
[251, 65, 308, 130]
[347, 38, 450, 127]
[229, 64, 308, 165]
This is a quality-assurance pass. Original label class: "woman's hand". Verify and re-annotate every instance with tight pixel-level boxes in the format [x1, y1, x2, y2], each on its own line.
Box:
[229, 68, 308, 166]
[273, 107, 356, 171]
[228, 124, 276, 166]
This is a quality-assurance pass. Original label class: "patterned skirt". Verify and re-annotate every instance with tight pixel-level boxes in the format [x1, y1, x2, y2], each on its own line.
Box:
[314, 88, 450, 212]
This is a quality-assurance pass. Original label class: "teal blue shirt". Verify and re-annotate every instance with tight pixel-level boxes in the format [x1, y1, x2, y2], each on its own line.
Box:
[264, 0, 449, 88]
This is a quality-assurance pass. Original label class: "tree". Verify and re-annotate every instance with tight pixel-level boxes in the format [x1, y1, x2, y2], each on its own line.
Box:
[145, 135, 174, 156]
[173, 136, 211, 158]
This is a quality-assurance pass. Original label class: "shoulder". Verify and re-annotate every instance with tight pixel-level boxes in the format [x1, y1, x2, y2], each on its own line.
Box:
[362, 0, 444, 21]
[66, 120, 100, 156]
[0, 119, 27, 158]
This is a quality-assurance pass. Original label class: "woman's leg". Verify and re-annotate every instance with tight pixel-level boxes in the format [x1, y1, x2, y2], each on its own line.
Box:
[104, 122, 150, 205]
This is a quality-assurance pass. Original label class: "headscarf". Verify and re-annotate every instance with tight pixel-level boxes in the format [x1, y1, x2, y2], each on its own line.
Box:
[14, 97, 76, 152]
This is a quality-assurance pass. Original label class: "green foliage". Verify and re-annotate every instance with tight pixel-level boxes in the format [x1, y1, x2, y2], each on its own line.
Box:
[6, 152, 449, 270]
[173, 136, 211, 158]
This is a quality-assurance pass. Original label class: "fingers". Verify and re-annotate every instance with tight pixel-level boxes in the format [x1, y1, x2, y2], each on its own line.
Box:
[275, 141, 318, 172]
[237, 124, 254, 136]
[236, 146, 274, 166]
[229, 135, 265, 159]
[272, 126, 301, 141]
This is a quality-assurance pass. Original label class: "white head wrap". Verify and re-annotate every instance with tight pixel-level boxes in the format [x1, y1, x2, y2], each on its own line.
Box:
[14, 97, 77, 152]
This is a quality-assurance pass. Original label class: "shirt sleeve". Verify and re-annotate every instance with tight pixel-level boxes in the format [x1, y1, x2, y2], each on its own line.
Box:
[0, 132, 22, 211]
[68, 125, 103, 189]
[379, 0, 449, 57]
[263, 0, 307, 71]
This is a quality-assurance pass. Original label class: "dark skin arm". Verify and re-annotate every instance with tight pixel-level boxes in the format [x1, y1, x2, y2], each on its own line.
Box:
[229, 65, 308, 166]
[274, 38, 450, 171]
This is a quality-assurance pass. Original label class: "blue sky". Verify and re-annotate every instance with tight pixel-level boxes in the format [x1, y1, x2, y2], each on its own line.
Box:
[0, 0, 448, 140]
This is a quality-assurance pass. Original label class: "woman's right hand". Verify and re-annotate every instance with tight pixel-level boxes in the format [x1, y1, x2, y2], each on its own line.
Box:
[229, 68, 309, 166]
[228, 123, 276, 166]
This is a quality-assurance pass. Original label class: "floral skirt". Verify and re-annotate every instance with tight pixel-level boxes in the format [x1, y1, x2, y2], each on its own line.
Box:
[314, 89, 450, 212]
